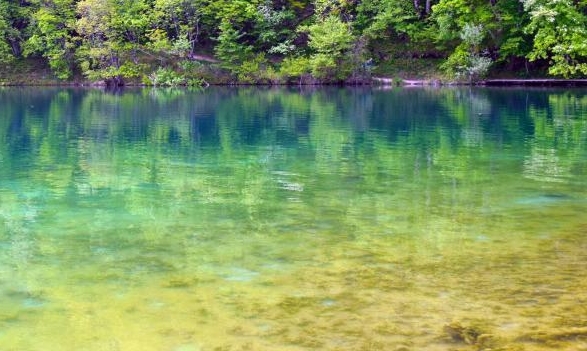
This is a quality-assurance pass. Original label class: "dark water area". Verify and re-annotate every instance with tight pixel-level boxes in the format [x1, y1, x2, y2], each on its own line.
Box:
[0, 86, 586, 350]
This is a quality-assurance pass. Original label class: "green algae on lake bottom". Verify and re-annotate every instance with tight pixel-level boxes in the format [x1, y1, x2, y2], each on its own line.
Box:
[0, 87, 586, 350]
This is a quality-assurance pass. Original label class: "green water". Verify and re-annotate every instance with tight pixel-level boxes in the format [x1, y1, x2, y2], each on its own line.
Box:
[0, 87, 586, 350]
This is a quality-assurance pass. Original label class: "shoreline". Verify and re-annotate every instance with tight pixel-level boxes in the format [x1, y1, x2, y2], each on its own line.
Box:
[3, 77, 587, 88]
[373, 77, 587, 87]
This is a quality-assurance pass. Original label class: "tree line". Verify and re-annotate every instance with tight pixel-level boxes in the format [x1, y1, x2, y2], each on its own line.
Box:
[2, 0, 587, 85]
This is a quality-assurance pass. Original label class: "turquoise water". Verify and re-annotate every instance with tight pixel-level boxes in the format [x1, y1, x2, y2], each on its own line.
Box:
[0, 87, 586, 350]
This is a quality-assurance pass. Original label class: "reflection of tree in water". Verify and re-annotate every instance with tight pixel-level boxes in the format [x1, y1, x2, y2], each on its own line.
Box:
[0, 88, 586, 203]
[523, 147, 568, 183]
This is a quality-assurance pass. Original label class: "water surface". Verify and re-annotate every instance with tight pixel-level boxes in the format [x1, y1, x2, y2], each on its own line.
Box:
[0, 87, 586, 350]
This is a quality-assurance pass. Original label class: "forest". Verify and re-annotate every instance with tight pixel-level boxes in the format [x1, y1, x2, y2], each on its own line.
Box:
[2, 0, 587, 85]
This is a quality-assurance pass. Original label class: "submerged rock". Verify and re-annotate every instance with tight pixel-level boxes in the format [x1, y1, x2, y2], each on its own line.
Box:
[444, 321, 481, 344]
[22, 296, 46, 308]
[443, 321, 496, 347]
[518, 327, 587, 343]
[515, 193, 573, 206]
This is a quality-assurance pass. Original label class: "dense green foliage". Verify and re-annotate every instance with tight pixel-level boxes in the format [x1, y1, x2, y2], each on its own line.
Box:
[2, 0, 587, 84]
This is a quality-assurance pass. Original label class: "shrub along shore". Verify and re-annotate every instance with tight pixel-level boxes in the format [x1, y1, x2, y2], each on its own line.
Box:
[3, 62, 587, 88]
[3, 57, 587, 87]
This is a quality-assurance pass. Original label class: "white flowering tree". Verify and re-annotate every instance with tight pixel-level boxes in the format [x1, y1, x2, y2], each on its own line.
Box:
[523, 0, 587, 77]
[441, 23, 492, 83]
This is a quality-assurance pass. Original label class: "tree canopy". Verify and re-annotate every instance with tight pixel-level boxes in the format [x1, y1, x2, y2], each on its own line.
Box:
[2, 0, 587, 84]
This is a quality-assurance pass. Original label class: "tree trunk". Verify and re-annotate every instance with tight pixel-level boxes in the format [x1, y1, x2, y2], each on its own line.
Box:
[8, 39, 22, 57]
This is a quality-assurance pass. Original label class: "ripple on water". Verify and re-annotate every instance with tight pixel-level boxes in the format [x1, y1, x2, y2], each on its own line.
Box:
[475, 234, 490, 242]
[321, 298, 337, 307]
[222, 267, 260, 282]
[515, 193, 573, 206]
[498, 322, 521, 332]
[173, 343, 203, 351]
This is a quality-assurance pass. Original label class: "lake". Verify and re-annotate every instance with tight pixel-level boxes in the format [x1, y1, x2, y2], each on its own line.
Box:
[0, 86, 586, 350]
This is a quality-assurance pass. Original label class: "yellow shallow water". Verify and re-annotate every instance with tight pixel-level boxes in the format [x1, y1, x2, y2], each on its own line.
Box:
[2, 215, 586, 351]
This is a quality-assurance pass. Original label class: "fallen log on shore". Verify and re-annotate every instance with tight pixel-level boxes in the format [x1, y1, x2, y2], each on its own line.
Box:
[373, 77, 587, 87]
[479, 79, 587, 86]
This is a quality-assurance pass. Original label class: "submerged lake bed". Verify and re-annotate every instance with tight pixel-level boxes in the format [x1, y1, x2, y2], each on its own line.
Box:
[0, 87, 586, 350]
